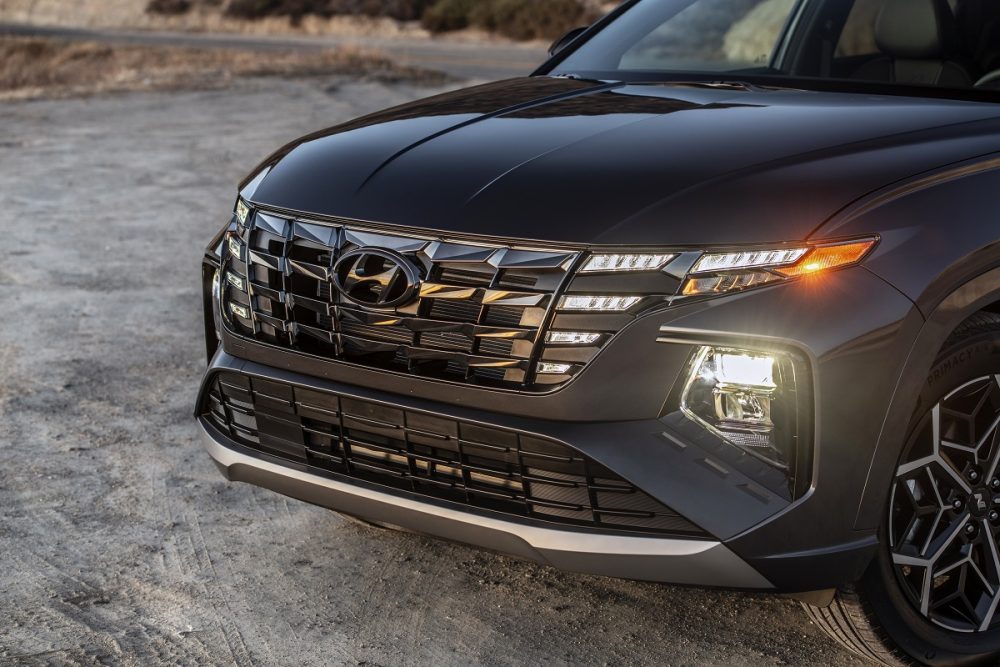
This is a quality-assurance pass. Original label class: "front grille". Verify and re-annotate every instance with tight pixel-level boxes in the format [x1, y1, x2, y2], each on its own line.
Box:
[222, 212, 580, 390]
[201, 371, 708, 538]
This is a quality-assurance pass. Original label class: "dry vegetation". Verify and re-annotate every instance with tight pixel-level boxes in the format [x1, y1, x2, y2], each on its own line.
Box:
[145, 0, 604, 40]
[0, 0, 428, 38]
[0, 36, 443, 101]
[420, 0, 601, 40]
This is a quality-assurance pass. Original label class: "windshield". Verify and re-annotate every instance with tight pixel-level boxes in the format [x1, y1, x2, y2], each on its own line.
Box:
[553, 0, 1000, 97]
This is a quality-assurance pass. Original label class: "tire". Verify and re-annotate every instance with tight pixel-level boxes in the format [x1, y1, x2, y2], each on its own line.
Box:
[805, 312, 1000, 666]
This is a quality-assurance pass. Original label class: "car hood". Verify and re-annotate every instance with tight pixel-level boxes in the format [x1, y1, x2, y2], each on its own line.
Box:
[245, 77, 1000, 246]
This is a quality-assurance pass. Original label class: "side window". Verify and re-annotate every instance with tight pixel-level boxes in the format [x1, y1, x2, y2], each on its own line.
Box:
[620, 0, 798, 71]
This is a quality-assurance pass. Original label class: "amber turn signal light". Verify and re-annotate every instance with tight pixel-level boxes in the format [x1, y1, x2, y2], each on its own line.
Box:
[682, 237, 878, 296]
[775, 239, 878, 277]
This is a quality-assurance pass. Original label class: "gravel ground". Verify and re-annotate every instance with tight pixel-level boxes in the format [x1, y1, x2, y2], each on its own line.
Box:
[0, 77, 867, 666]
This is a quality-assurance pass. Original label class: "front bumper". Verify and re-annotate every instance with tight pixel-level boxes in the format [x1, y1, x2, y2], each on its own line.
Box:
[200, 262, 928, 592]
[201, 416, 772, 588]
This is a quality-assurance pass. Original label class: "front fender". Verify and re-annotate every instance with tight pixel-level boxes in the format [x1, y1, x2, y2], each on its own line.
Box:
[816, 154, 1000, 530]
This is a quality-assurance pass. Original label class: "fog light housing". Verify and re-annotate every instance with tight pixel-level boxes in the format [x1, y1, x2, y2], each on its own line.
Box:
[681, 345, 807, 475]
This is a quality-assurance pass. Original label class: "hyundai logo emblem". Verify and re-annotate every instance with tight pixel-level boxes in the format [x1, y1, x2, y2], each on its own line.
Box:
[332, 248, 421, 309]
[975, 492, 988, 513]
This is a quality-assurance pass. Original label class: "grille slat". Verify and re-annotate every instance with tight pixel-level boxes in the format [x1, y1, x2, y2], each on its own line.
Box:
[203, 371, 708, 538]
[221, 214, 582, 390]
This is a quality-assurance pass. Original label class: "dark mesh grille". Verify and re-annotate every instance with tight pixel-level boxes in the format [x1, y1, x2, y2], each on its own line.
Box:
[201, 371, 708, 538]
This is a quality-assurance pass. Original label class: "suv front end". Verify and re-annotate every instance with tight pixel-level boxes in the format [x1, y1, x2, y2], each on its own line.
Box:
[194, 0, 1000, 660]
[197, 194, 902, 594]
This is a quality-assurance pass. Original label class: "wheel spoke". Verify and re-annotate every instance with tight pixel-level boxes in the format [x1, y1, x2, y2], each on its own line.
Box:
[921, 509, 944, 556]
[980, 521, 1000, 631]
[890, 379, 1000, 633]
[985, 407, 1000, 481]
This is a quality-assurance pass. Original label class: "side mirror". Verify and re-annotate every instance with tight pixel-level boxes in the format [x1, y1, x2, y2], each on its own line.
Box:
[548, 26, 588, 57]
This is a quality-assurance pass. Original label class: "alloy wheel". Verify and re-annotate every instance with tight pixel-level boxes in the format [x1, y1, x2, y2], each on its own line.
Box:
[890, 376, 1000, 633]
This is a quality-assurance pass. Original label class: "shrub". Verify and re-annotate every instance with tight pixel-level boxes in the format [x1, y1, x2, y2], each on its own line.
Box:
[225, 0, 435, 21]
[147, 0, 224, 14]
[421, 0, 477, 32]
[477, 0, 596, 41]
[215, 0, 596, 41]
[425, 0, 596, 40]
[147, 0, 194, 14]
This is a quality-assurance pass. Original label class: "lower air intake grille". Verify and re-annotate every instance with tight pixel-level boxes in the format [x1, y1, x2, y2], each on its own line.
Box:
[201, 371, 708, 538]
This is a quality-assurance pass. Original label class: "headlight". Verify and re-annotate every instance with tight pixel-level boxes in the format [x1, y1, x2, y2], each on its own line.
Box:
[683, 238, 877, 296]
[225, 271, 245, 291]
[227, 235, 243, 260]
[581, 253, 675, 273]
[692, 248, 807, 273]
[538, 362, 573, 374]
[681, 345, 808, 476]
[546, 331, 602, 345]
[235, 198, 251, 226]
[558, 295, 642, 311]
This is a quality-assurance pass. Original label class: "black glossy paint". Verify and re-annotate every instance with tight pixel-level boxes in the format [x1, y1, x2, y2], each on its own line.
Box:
[202, 6, 1000, 595]
[244, 77, 1000, 246]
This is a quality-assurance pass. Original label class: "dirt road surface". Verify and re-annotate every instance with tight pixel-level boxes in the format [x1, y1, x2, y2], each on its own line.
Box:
[0, 76, 866, 666]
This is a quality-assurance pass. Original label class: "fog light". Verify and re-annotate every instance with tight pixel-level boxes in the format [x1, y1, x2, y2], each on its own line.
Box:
[681, 345, 802, 470]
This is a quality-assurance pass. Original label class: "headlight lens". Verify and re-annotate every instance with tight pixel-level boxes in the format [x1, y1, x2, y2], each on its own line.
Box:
[558, 295, 642, 311]
[692, 248, 807, 273]
[683, 238, 877, 296]
[538, 362, 573, 374]
[227, 234, 242, 260]
[581, 253, 675, 273]
[681, 345, 806, 473]
[225, 271, 245, 291]
[546, 331, 602, 345]
[235, 198, 251, 226]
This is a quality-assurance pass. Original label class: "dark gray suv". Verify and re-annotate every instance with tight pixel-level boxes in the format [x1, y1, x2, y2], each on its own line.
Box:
[197, 0, 1000, 663]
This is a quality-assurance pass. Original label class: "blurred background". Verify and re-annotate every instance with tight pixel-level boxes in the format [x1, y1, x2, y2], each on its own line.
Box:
[0, 0, 619, 96]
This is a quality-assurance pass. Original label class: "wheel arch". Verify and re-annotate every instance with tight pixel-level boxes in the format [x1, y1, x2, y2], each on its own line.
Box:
[855, 268, 1000, 531]
[807, 150, 1000, 531]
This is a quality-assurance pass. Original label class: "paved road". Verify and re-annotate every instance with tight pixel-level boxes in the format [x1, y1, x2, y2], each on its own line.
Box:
[0, 22, 549, 81]
[0, 73, 866, 666]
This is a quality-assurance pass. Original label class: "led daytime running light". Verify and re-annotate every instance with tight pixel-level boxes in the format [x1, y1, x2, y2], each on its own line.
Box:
[693, 248, 808, 274]
[236, 199, 250, 225]
[581, 254, 674, 273]
[558, 296, 641, 311]
[226, 272, 245, 291]
[546, 331, 602, 345]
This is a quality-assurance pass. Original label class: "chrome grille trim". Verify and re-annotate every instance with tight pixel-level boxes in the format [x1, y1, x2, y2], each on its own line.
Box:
[221, 211, 583, 389]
